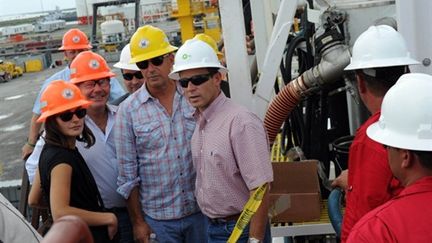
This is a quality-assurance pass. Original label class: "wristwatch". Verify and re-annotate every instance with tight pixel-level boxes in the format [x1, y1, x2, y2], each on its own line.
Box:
[249, 237, 260, 243]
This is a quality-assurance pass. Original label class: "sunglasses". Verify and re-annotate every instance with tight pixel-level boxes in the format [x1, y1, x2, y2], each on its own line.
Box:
[122, 71, 143, 81]
[59, 108, 87, 122]
[136, 54, 168, 70]
[179, 73, 216, 88]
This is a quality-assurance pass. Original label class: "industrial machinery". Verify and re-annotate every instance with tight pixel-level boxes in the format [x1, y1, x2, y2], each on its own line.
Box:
[216, 0, 430, 239]
[0, 60, 23, 82]
[15, 0, 431, 241]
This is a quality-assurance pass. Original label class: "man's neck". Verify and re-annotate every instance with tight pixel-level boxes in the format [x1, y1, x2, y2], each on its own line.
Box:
[87, 106, 108, 132]
[148, 81, 176, 116]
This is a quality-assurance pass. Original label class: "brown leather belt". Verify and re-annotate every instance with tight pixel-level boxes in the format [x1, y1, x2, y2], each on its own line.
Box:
[208, 213, 241, 224]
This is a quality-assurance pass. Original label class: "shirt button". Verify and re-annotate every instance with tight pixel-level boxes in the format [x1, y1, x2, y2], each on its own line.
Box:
[180, 173, 183, 176]
[182, 190, 185, 193]
[348, 185, 353, 191]
[177, 155, 180, 159]
[174, 137, 177, 140]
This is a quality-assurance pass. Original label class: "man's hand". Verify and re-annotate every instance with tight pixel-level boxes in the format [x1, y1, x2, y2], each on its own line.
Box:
[331, 169, 348, 190]
[132, 220, 153, 243]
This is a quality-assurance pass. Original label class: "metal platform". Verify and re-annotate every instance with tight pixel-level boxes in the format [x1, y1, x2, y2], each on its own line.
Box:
[271, 201, 335, 237]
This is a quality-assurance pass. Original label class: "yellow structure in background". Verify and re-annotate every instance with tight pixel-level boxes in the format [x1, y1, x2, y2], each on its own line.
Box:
[25, 59, 43, 72]
[171, 0, 222, 43]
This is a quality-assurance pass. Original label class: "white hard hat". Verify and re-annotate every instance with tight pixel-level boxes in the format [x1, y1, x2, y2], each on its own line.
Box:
[113, 44, 140, 71]
[345, 25, 419, 70]
[367, 73, 432, 151]
[169, 39, 227, 80]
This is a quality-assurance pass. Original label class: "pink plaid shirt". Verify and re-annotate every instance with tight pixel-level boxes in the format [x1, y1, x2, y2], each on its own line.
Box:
[191, 93, 273, 218]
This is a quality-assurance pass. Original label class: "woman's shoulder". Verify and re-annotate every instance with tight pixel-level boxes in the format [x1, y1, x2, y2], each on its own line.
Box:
[40, 144, 80, 167]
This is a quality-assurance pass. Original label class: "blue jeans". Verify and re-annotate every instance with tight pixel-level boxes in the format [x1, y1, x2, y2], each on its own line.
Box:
[144, 212, 208, 243]
[206, 217, 272, 243]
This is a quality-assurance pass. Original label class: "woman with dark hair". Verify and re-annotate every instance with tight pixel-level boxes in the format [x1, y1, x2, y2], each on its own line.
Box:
[28, 80, 118, 242]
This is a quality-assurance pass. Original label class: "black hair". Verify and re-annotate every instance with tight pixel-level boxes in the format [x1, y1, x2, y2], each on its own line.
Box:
[412, 150, 432, 170]
[357, 65, 409, 97]
[44, 115, 95, 149]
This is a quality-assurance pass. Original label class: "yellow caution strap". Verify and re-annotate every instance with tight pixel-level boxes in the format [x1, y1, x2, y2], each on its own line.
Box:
[227, 183, 267, 243]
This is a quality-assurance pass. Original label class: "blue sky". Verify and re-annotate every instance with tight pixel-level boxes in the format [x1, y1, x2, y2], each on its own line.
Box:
[0, 0, 76, 16]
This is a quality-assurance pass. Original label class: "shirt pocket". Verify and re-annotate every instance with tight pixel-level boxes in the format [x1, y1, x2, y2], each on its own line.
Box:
[135, 122, 164, 150]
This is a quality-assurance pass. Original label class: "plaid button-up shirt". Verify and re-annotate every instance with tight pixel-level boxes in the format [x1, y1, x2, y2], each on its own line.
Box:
[115, 84, 199, 220]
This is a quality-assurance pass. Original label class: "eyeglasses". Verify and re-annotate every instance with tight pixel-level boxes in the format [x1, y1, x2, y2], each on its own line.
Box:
[80, 78, 110, 89]
[58, 108, 87, 122]
[122, 71, 143, 81]
[136, 54, 168, 70]
[179, 73, 216, 88]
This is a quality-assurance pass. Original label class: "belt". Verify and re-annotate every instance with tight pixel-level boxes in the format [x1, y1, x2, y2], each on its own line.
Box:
[208, 213, 241, 224]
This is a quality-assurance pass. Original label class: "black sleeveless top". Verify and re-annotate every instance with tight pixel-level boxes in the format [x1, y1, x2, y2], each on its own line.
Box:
[39, 143, 114, 243]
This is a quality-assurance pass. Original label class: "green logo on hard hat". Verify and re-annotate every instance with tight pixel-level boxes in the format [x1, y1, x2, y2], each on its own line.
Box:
[182, 54, 191, 60]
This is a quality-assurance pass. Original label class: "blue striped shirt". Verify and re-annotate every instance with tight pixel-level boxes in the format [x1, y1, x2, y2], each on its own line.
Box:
[115, 83, 199, 220]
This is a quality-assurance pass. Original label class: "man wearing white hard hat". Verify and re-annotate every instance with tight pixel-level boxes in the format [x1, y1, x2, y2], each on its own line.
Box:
[169, 39, 273, 243]
[330, 24, 420, 242]
[346, 73, 432, 242]
[112, 44, 145, 105]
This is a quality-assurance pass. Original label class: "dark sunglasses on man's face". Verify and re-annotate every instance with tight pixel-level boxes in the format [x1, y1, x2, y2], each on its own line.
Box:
[179, 73, 215, 88]
[136, 54, 168, 70]
[59, 108, 87, 122]
[122, 71, 143, 81]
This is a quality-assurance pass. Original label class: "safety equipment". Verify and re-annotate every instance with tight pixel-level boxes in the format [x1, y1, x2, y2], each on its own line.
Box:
[70, 51, 115, 84]
[37, 80, 92, 123]
[58, 28, 92, 51]
[169, 39, 227, 80]
[129, 25, 178, 64]
[367, 73, 432, 151]
[345, 25, 419, 70]
[193, 33, 224, 60]
[113, 44, 140, 71]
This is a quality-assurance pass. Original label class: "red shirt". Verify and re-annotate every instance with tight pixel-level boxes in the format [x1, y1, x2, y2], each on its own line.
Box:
[341, 112, 403, 242]
[347, 176, 432, 243]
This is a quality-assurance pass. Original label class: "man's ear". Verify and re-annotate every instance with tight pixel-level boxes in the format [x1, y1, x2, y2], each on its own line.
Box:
[213, 72, 222, 87]
[400, 149, 412, 169]
[356, 73, 367, 94]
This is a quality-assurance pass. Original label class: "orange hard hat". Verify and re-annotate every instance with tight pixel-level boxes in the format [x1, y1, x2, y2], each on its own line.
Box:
[37, 80, 92, 123]
[58, 28, 92, 51]
[70, 51, 115, 84]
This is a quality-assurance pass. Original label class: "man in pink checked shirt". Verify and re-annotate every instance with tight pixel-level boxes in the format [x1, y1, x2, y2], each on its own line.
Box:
[169, 39, 274, 243]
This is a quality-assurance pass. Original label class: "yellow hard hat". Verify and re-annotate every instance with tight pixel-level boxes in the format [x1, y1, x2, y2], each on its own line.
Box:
[193, 33, 224, 60]
[129, 25, 178, 63]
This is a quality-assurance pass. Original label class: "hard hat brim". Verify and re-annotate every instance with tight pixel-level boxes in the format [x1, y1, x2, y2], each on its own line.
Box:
[344, 57, 419, 70]
[367, 122, 432, 151]
[130, 45, 178, 64]
[70, 71, 116, 84]
[113, 62, 140, 71]
[169, 63, 228, 80]
[37, 99, 92, 123]
[59, 44, 92, 51]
